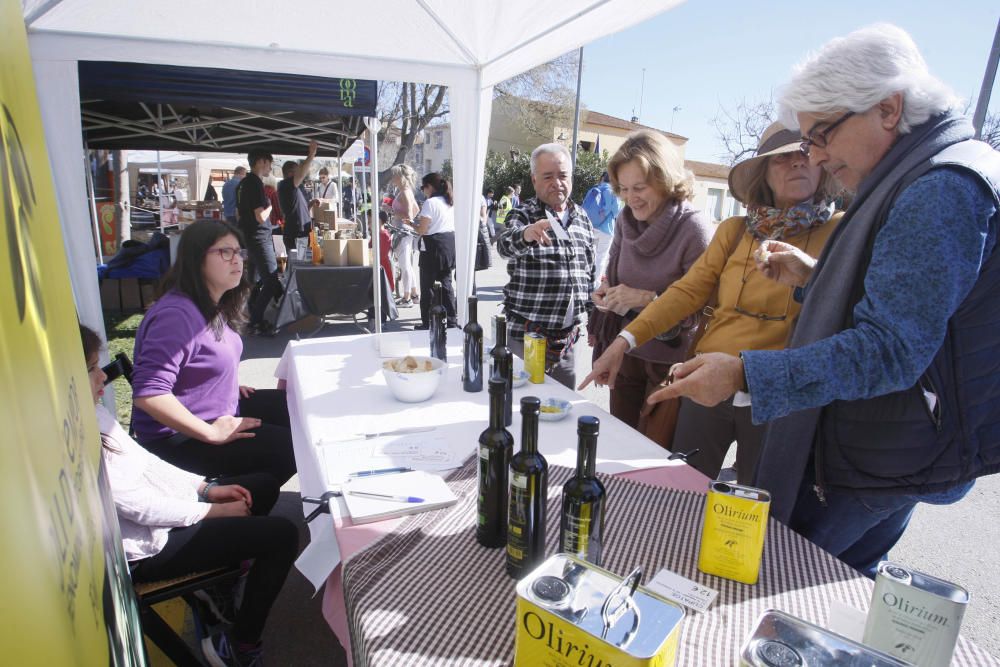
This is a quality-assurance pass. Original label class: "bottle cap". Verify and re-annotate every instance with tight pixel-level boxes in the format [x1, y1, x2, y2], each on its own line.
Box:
[520, 396, 541, 415]
[577, 415, 600, 435]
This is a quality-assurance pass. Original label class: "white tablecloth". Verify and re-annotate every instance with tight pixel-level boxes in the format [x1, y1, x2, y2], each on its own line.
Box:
[276, 330, 691, 587]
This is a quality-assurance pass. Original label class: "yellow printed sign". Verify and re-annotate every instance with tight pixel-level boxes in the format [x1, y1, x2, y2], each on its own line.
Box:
[0, 1, 144, 663]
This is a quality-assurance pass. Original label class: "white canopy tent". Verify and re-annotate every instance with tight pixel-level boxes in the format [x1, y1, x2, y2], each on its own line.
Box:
[22, 0, 684, 337]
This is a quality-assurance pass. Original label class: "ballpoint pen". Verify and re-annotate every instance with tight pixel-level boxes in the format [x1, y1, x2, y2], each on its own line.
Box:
[348, 466, 414, 478]
[346, 490, 424, 503]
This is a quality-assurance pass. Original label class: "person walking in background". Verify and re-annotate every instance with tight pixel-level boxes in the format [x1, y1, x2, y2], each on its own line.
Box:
[584, 131, 712, 450]
[512, 184, 522, 208]
[497, 143, 595, 389]
[582, 171, 621, 288]
[222, 166, 247, 225]
[413, 172, 457, 329]
[388, 164, 421, 306]
[643, 24, 1000, 578]
[496, 186, 514, 231]
[582, 125, 839, 478]
[484, 188, 498, 237]
[277, 140, 319, 260]
[314, 166, 339, 204]
[236, 150, 281, 335]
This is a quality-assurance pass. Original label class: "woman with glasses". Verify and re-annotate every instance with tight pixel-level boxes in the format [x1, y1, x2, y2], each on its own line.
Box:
[582, 123, 841, 483]
[131, 220, 297, 485]
[587, 130, 712, 449]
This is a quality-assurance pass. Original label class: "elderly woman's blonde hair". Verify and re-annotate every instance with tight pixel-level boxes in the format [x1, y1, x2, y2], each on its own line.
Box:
[607, 130, 694, 203]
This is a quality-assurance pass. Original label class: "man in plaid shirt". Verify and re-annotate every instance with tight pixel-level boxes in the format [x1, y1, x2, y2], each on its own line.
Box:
[497, 143, 596, 388]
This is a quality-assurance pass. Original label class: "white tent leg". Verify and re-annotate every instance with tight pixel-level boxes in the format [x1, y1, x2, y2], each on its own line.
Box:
[29, 57, 105, 343]
[365, 118, 382, 335]
[447, 72, 493, 325]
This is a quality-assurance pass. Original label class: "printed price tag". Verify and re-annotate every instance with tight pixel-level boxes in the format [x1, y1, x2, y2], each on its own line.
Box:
[647, 568, 719, 613]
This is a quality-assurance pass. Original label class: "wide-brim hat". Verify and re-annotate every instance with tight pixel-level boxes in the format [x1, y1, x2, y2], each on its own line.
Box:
[728, 122, 803, 206]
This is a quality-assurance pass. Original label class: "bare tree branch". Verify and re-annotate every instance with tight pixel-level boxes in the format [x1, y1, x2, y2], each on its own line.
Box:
[712, 95, 776, 165]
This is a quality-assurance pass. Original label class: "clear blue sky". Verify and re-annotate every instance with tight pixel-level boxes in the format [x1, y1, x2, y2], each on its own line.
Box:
[580, 0, 1000, 163]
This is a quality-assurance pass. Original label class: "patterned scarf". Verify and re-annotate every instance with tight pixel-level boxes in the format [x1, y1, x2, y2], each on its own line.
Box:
[744, 200, 835, 241]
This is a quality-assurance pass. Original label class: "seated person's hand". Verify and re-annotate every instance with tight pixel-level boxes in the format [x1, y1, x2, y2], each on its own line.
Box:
[207, 415, 261, 445]
[522, 219, 553, 246]
[755, 240, 816, 288]
[205, 500, 251, 518]
[206, 483, 253, 508]
[239, 385, 256, 399]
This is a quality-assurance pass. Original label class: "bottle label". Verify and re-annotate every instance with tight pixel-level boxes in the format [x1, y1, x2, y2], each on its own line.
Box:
[561, 502, 592, 556]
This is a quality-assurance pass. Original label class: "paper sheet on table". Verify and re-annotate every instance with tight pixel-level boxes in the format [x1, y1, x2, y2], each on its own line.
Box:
[294, 512, 342, 594]
[319, 434, 468, 485]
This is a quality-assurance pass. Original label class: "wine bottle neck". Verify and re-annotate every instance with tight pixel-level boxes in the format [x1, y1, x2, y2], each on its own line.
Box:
[521, 414, 538, 454]
[496, 323, 507, 347]
[489, 388, 505, 429]
[583, 435, 598, 477]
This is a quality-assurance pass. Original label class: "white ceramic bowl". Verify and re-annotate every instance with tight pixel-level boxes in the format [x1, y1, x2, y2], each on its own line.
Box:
[381, 356, 446, 403]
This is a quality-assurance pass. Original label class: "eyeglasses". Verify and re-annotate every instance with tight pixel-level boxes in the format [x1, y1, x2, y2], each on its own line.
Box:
[732, 232, 812, 322]
[799, 111, 855, 156]
[208, 247, 248, 262]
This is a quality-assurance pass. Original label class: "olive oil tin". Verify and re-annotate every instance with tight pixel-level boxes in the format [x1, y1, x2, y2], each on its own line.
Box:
[524, 332, 546, 384]
[741, 609, 911, 666]
[863, 561, 968, 667]
[697, 481, 770, 585]
[514, 553, 685, 667]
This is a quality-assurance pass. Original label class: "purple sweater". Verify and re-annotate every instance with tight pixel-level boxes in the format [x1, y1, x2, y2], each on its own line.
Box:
[132, 290, 242, 441]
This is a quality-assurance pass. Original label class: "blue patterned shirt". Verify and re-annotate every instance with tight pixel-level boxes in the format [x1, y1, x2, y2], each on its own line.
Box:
[743, 168, 998, 423]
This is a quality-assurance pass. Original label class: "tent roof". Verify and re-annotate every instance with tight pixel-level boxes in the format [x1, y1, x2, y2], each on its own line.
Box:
[78, 61, 376, 156]
[25, 0, 684, 88]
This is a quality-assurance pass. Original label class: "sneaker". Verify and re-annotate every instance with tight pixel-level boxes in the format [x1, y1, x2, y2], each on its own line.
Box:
[192, 585, 235, 626]
[207, 632, 264, 667]
[413, 323, 430, 331]
[410, 294, 420, 304]
[397, 298, 412, 307]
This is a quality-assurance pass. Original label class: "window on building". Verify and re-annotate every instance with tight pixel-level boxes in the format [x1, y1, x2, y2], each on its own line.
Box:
[434, 131, 444, 149]
[706, 188, 724, 221]
[727, 191, 744, 218]
[426, 159, 432, 174]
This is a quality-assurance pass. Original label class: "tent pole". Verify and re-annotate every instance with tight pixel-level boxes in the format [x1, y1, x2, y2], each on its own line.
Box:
[570, 46, 584, 166]
[84, 151, 104, 264]
[363, 119, 382, 336]
[972, 18, 999, 139]
[156, 149, 164, 233]
[336, 160, 343, 218]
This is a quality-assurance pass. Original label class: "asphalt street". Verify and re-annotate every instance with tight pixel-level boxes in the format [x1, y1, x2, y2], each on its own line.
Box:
[237, 246, 999, 664]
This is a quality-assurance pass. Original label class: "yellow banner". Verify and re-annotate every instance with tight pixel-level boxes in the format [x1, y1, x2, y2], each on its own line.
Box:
[0, 1, 143, 663]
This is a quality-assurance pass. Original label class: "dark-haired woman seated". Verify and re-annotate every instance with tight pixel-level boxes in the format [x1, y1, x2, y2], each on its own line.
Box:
[132, 220, 296, 485]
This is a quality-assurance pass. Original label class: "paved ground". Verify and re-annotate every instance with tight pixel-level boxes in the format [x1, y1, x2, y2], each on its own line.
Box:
[240, 247, 999, 664]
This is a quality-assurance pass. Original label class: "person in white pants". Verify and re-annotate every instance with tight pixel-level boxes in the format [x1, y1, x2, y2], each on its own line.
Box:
[388, 164, 420, 305]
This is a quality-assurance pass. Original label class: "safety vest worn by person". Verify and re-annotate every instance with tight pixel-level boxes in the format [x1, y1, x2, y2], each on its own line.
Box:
[496, 195, 513, 225]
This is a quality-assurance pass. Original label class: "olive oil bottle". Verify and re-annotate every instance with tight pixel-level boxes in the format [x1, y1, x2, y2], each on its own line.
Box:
[506, 396, 547, 578]
[477, 378, 513, 548]
[559, 416, 606, 566]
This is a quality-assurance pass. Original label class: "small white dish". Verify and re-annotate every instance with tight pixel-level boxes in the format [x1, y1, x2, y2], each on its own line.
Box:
[538, 398, 572, 422]
[512, 370, 530, 388]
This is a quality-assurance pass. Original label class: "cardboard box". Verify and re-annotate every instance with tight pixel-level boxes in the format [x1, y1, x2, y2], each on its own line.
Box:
[322, 238, 349, 266]
[346, 239, 371, 267]
[314, 208, 338, 225]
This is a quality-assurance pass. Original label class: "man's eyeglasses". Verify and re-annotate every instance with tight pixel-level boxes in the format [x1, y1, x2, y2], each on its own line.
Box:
[800, 111, 855, 156]
[208, 247, 248, 262]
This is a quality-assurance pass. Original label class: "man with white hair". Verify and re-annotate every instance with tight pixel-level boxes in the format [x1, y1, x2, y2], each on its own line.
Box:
[642, 24, 1000, 577]
[497, 143, 596, 388]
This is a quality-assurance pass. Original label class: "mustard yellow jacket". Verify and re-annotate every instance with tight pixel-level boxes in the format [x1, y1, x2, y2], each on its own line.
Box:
[624, 213, 843, 356]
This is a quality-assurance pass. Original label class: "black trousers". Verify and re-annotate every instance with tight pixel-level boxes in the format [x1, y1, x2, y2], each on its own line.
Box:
[129, 472, 298, 644]
[243, 225, 282, 327]
[141, 389, 297, 485]
[418, 256, 457, 327]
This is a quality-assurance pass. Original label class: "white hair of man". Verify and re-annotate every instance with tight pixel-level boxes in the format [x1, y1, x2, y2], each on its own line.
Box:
[530, 143, 572, 174]
[778, 23, 959, 135]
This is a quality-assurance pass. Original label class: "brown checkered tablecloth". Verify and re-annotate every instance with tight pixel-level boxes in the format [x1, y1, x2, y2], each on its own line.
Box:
[341, 458, 997, 666]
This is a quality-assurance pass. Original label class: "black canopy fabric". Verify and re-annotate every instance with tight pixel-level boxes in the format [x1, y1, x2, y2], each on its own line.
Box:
[78, 61, 377, 157]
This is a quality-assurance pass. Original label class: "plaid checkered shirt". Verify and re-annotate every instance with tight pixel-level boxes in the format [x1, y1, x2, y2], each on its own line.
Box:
[496, 197, 595, 339]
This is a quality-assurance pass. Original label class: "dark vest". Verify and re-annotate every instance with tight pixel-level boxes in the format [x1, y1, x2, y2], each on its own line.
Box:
[819, 140, 1000, 494]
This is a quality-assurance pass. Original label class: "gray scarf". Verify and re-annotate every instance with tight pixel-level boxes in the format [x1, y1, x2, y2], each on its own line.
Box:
[754, 111, 976, 522]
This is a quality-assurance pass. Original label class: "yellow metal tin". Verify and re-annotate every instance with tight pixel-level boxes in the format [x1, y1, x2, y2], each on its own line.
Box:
[697, 481, 770, 585]
[514, 554, 684, 667]
[525, 332, 546, 384]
